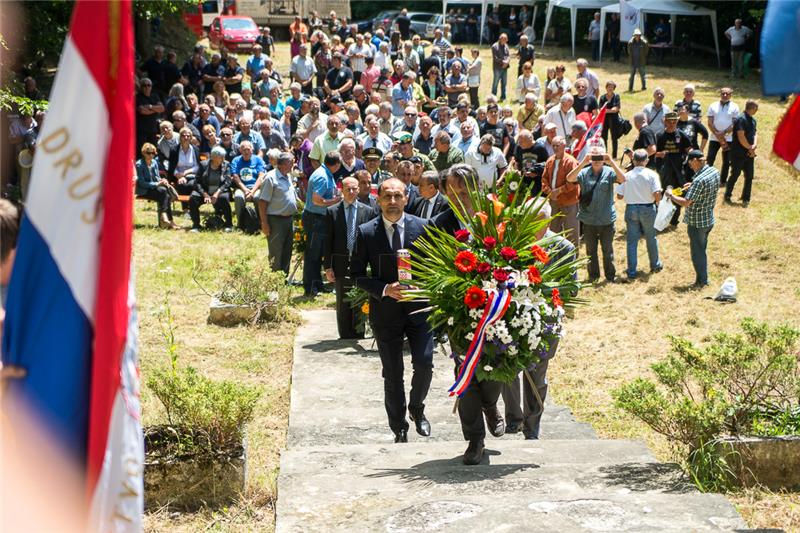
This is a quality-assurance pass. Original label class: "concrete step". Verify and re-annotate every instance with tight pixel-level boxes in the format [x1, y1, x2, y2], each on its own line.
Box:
[288, 310, 593, 448]
[276, 439, 746, 532]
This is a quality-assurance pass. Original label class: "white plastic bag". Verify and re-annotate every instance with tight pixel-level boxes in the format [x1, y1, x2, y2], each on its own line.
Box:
[714, 277, 738, 303]
[654, 195, 677, 232]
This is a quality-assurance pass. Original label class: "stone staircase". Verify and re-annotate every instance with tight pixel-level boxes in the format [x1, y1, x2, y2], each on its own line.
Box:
[276, 310, 747, 532]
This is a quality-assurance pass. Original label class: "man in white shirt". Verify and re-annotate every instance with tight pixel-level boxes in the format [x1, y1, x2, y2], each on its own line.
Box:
[543, 94, 576, 138]
[290, 43, 317, 95]
[457, 121, 479, 155]
[535, 122, 558, 157]
[297, 97, 328, 143]
[575, 58, 599, 98]
[706, 87, 740, 186]
[465, 134, 508, 189]
[724, 19, 753, 79]
[347, 34, 373, 84]
[616, 149, 663, 280]
[360, 115, 394, 153]
[642, 88, 667, 136]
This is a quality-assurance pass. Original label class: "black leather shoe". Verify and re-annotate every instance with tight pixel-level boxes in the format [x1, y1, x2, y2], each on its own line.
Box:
[394, 429, 408, 443]
[463, 439, 485, 465]
[505, 422, 521, 434]
[409, 412, 431, 437]
[483, 408, 506, 437]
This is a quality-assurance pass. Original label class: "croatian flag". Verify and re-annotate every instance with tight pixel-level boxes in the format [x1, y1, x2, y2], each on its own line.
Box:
[773, 97, 800, 171]
[1, 1, 143, 531]
[573, 104, 607, 157]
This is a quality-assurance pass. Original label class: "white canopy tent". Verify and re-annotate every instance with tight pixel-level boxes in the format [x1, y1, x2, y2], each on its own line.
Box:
[540, 0, 616, 57]
[598, 0, 721, 66]
[441, 0, 544, 45]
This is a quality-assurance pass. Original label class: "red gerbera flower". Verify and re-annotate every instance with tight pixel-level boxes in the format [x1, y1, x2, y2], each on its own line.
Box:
[493, 268, 509, 282]
[476, 262, 492, 275]
[499, 246, 518, 261]
[454, 250, 478, 273]
[531, 245, 550, 264]
[551, 288, 563, 308]
[464, 286, 487, 309]
[483, 236, 497, 250]
[454, 229, 470, 242]
[527, 265, 542, 284]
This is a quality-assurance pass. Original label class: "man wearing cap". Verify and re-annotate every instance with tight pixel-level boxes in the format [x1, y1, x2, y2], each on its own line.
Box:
[363, 147, 391, 185]
[394, 131, 435, 172]
[655, 111, 692, 225]
[290, 43, 317, 95]
[310, 114, 344, 170]
[628, 28, 648, 92]
[429, 131, 465, 172]
[616, 149, 663, 280]
[360, 115, 393, 154]
[190, 146, 234, 232]
[259, 152, 298, 275]
[324, 53, 354, 101]
[666, 150, 720, 289]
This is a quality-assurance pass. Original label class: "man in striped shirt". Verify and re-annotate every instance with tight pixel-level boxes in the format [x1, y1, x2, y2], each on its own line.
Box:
[666, 150, 720, 289]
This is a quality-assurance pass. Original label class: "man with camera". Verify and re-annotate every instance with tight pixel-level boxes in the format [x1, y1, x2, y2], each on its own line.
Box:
[565, 148, 627, 283]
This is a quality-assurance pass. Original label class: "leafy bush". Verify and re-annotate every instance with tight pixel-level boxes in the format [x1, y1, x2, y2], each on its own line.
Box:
[146, 298, 261, 456]
[613, 319, 800, 490]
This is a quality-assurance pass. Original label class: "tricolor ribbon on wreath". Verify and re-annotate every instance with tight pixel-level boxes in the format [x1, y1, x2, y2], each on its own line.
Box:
[449, 288, 513, 397]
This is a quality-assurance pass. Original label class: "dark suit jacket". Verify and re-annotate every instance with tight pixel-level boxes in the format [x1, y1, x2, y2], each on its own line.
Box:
[167, 144, 201, 182]
[413, 192, 449, 219]
[357, 194, 381, 218]
[324, 201, 374, 278]
[404, 184, 421, 214]
[430, 206, 461, 235]
[350, 213, 429, 329]
[194, 160, 232, 195]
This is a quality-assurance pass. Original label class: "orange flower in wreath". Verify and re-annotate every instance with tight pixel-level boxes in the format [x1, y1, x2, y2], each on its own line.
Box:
[527, 265, 542, 284]
[464, 286, 487, 309]
[531, 245, 550, 264]
[454, 250, 478, 273]
[551, 288, 563, 308]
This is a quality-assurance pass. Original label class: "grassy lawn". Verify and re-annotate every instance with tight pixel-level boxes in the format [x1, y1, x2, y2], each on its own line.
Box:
[140, 41, 799, 531]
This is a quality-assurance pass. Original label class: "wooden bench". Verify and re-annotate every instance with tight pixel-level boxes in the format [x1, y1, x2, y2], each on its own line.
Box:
[135, 194, 190, 203]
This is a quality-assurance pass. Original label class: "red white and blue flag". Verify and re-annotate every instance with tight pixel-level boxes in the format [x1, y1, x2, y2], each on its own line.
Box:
[1, 1, 142, 530]
[572, 104, 607, 158]
[773, 96, 800, 171]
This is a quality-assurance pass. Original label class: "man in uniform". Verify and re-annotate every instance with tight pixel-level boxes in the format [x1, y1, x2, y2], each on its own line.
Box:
[655, 112, 692, 226]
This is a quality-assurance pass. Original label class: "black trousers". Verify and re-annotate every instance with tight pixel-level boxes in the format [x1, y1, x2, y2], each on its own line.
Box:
[502, 341, 557, 439]
[601, 119, 620, 158]
[172, 178, 196, 211]
[455, 363, 503, 442]
[726, 156, 754, 202]
[189, 191, 232, 229]
[334, 277, 362, 339]
[140, 186, 173, 220]
[374, 314, 434, 434]
[707, 141, 731, 185]
[584, 223, 616, 281]
[469, 86, 480, 110]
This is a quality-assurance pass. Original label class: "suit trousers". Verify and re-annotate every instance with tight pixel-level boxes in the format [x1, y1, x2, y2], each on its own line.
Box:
[334, 277, 362, 339]
[707, 141, 731, 185]
[726, 156, 754, 203]
[456, 366, 504, 442]
[374, 315, 434, 434]
[266, 214, 294, 275]
[502, 357, 552, 439]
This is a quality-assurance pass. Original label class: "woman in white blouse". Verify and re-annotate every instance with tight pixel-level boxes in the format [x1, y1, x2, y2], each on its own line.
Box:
[516, 61, 541, 104]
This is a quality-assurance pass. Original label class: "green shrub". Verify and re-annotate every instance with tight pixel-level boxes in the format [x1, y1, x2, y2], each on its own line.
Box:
[613, 318, 800, 490]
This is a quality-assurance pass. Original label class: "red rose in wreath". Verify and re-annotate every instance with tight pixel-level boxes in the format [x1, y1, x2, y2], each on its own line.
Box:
[476, 262, 492, 275]
[527, 265, 542, 284]
[464, 286, 487, 309]
[483, 236, 497, 250]
[551, 288, 563, 308]
[531, 245, 550, 264]
[454, 229, 470, 242]
[493, 268, 510, 282]
[499, 246, 518, 261]
[454, 250, 478, 273]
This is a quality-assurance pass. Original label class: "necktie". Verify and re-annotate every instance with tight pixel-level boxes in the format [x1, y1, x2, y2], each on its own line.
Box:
[426, 199, 434, 219]
[346, 204, 356, 255]
[391, 223, 401, 251]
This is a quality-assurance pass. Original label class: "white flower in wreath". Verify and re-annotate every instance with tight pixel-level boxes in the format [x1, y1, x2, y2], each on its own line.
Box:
[482, 280, 496, 292]
[447, 316, 454, 326]
[508, 345, 518, 355]
[470, 321, 478, 329]
[484, 365, 493, 371]
[466, 332, 475, 341]
[469, 308, 483, 320]
[509, 180, 519, 192]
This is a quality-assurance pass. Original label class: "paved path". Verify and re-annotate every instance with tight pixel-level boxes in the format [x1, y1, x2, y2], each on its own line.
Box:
[276, 310, 746, 532]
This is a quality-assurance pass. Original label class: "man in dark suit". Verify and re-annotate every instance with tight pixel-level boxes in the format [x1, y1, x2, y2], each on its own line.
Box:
[413, 171, 449, 219]
[431, 164, 506, 465]
[324, 177, 374, 339]
[355, 169, 380, 217]
[395, 160, 421, 214]
[350, 178, 434, 443]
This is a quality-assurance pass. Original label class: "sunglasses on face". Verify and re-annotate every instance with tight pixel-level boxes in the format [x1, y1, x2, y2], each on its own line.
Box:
[405, 112, 417, 117]
[721, 92, 731, 96]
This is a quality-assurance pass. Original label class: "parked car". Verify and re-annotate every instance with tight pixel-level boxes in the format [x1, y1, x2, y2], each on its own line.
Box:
[393, 12, 444, 39]
[371, 10, 400, 33]
[208, 15, 259, 52]
[354, 19, 372, 34]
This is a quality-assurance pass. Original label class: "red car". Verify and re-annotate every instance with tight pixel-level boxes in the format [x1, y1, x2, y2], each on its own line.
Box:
[208, 15, 259, 52]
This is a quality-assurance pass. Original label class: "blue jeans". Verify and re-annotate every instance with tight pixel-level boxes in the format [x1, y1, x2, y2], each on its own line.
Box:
[624, 204, 661, 278]
[492, 67, 508, 100]
[302, 211, 327, 295]
[687, 224, 713, 286]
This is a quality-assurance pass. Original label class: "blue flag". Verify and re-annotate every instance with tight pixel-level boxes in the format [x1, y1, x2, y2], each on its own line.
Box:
[761, 0, 800, 95]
